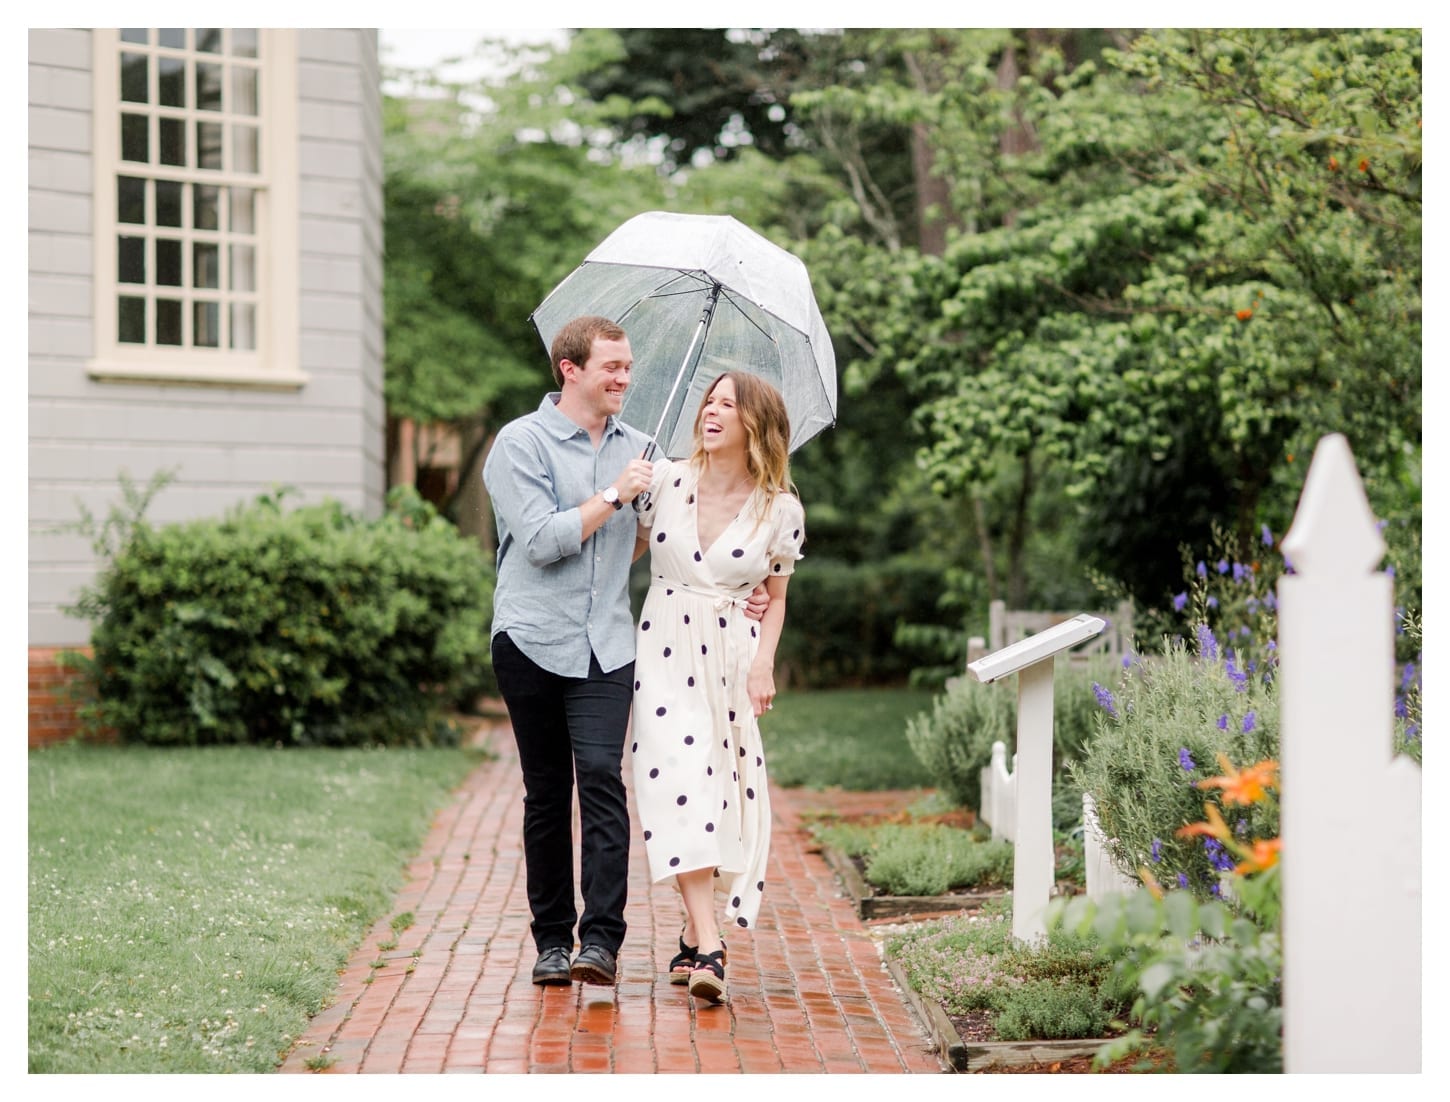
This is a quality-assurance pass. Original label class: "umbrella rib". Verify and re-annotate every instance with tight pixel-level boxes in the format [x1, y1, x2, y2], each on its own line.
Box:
[614, 272, 714, 326]
[716, 288, 779, 346]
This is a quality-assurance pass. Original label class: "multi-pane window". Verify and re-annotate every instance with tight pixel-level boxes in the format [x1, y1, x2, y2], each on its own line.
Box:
[111, 28, 262, 352]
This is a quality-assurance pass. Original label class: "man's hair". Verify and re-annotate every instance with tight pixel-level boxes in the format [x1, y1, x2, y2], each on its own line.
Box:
[549, 315, 627, 387]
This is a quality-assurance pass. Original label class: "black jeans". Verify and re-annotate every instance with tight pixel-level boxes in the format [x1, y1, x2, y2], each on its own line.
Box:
[491, 632, 633, 955]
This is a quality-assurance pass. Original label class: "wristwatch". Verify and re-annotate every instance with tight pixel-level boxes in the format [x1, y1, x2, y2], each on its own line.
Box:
[601, 486, 623, 510]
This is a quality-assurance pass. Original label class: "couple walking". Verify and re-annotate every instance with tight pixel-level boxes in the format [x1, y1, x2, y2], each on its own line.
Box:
[483, 315, 805, 1005]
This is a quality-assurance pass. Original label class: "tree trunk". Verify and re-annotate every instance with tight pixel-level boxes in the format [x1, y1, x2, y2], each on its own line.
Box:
[911, 123, 951, 257]
[449, 418, 497, 557]
[971, 493, 1000, 601]
[902, 47, 958, 256]
[1006, 449, 1034, 608]
[387, 415, 417, 490]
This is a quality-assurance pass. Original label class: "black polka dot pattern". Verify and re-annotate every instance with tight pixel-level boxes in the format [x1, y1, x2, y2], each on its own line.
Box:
[628, 459, 803, 935]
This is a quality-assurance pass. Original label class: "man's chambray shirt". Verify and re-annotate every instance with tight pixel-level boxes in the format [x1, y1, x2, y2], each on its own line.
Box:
[484, 393, 651, 678]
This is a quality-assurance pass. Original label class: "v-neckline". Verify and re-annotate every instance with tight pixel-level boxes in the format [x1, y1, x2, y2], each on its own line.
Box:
[692, 472, 755, 556]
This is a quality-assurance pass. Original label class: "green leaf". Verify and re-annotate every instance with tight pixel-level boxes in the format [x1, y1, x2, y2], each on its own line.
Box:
[1164, 889, 1199, 939]
[1139, 960, 1178, 1001]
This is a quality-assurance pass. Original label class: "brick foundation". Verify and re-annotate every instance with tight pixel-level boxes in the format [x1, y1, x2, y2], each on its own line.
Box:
[29, 646, 114, 748]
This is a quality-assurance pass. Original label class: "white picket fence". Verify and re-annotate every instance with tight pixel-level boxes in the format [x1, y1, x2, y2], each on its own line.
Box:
[977, 747, 1138, 899]
[970, 433, 1420, 1072]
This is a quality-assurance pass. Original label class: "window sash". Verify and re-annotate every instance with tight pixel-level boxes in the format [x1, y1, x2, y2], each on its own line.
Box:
[89, 28, 302, 388]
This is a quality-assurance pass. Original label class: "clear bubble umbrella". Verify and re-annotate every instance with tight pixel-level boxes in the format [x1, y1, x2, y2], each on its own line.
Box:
[530, 210, 837, 461]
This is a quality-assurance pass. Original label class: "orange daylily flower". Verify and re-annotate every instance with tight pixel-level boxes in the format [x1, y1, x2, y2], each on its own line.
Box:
[1358, 158, 1370, 173]
[1138, 867, 1165, 900]
[1234, 838, 1281, 875]
[1176, 801, 1232, 844]
[1328, 155, 1340, 171]
[1236, 308, 1254, 321]
[1197, 754, 1278, 805]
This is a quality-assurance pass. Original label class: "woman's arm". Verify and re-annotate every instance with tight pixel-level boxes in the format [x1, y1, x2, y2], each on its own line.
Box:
[746, 574, 791, 717]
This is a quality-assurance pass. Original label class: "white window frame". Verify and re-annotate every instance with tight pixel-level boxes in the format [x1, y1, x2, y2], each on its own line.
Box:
[88, 28, 304, 389]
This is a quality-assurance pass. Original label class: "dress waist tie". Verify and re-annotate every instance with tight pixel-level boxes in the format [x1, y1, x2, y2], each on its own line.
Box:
[650, 578, 757, 724]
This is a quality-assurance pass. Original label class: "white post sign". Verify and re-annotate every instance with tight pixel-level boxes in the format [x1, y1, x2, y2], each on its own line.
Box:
[969, 614, 1105, 943]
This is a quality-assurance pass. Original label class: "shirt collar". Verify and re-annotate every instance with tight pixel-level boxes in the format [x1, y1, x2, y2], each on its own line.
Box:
[538, 393, 626, 441]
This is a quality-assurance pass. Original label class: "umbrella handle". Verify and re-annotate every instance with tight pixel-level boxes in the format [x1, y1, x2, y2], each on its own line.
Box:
[632, 440, 659, 513]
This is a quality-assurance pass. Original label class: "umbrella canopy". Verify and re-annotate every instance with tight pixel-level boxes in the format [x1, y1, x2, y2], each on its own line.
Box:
[530, 211, 837, 458]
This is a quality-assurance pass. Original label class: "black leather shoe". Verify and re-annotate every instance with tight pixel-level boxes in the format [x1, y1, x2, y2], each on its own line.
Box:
[569, 944, 618, 985]
[531, 946, 573, 986]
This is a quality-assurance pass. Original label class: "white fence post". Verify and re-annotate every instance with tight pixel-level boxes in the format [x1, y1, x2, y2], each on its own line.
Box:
[968, 614, 1105, 944]
[1082, 792, 1137, 900]
[1278, 433, 1421, 1073]
[980, 741, 1016, 842]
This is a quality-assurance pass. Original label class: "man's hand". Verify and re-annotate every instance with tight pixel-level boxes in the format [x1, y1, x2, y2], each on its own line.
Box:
[743, 582, 769, 622]
[612, 457, 653, 504]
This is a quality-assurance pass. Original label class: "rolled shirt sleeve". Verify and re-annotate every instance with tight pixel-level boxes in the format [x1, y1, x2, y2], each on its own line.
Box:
[485, 428, 584, 567]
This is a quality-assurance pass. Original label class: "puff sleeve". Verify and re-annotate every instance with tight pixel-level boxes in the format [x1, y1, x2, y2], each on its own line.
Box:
[766, 492, 806, 578]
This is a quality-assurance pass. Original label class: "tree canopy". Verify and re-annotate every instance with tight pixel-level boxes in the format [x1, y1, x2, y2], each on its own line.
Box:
[381, 27, 1422, 661]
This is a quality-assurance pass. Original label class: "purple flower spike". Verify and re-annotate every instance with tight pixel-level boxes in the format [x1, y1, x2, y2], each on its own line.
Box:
[1217, 559, 1230, 574]
[1196, 561, 1208, 578]
[1217, 714, 1230, 730]
[1151, 838, 1163, 863]
[1242, 712, 1257, 734]
[1261, 524, 1274, 547]
[1178, 748, 1196, 771]
[1195, 623, 1219, 662]
[1177, 873, 1189, 889]
[1173, 591, 1188, 612]
[1092, 682, 1119, 719]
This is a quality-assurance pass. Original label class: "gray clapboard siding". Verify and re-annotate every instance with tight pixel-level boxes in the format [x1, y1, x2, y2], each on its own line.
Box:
[28, 28, 385, 646]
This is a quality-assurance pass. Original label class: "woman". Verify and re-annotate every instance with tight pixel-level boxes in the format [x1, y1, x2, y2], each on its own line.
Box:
[630, 371, 804, 1004]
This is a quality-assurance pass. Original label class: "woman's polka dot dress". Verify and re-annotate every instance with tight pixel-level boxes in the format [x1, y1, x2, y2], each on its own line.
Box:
[630, 457, 805, 930]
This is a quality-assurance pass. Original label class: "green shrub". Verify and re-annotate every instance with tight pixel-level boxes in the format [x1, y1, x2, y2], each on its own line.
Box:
[992, 978, 1114, 1042]
[886, 905, 1131, 1040]
[771, 555, 946, 687]
[904, 661, 1112, 821]
[1049, 865, 1285, 1072]
[904, 676, 1013, 812]
[1068, 635, 1279, 898]
[65, 484, 494, 747]
[861, 823, 1013, 896]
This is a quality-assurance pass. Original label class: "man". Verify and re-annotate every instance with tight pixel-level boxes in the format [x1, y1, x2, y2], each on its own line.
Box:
[484, 315, 765, 986]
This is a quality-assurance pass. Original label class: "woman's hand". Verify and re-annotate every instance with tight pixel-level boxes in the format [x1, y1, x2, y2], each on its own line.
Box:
[743, 583, 769, 621]
[747, 662, 776, 717]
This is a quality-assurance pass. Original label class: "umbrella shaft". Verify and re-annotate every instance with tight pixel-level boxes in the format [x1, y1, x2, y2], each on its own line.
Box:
[648, 281, 721, 445]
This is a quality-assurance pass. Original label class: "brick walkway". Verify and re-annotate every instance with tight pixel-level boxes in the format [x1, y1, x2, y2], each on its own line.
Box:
[280, 720, 944, 1074]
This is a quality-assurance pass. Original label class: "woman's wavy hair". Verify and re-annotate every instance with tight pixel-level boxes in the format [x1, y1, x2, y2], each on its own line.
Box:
[688, 371, 796, 525]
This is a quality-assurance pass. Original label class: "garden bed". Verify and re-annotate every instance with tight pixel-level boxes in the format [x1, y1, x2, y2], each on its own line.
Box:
[800, 790, 1143, 1074]
[820, 844, 1009, 920]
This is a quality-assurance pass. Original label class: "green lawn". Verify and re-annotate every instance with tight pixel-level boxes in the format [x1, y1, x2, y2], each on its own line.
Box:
[27, 741, 485, 1073]
[762, 685, 938, 790]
